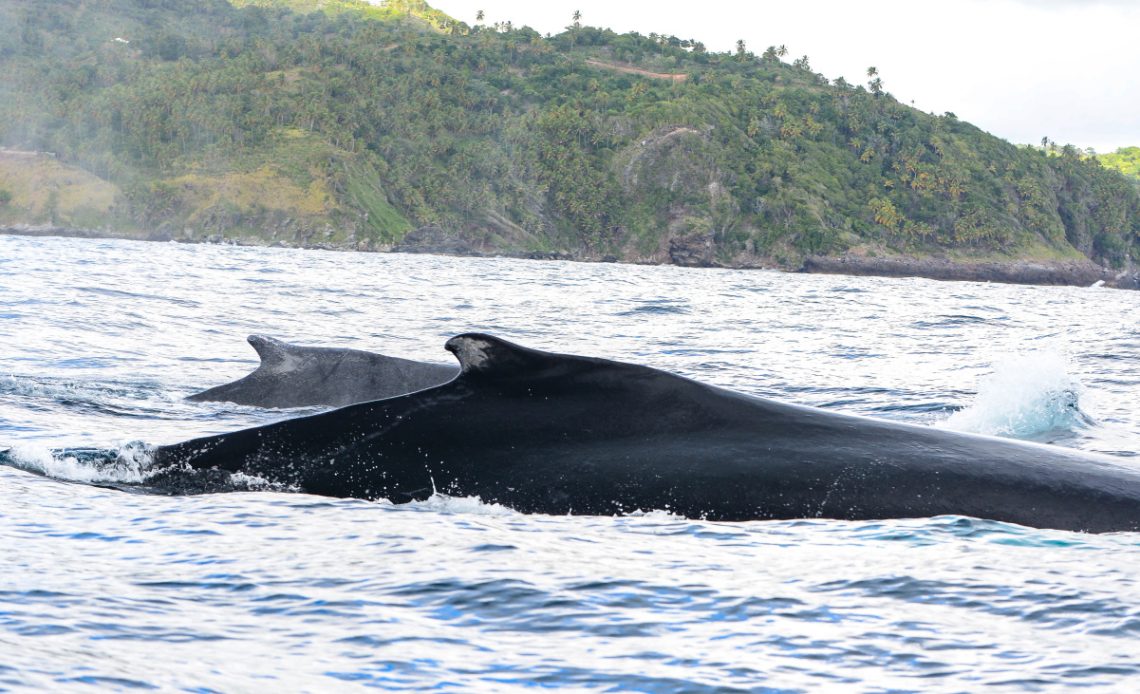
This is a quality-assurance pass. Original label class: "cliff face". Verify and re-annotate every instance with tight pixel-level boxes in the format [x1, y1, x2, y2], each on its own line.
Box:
[1, 0, 1137, 284]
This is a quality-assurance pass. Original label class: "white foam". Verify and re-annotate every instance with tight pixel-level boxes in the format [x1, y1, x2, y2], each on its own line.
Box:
[0, 374, 79, 399]
[6, 442, 153, 484]
[942, 351, 1093, 439]
[229, 471, 296, 492]
[405, 492, 520, 517]
[624, 508, 687, 521]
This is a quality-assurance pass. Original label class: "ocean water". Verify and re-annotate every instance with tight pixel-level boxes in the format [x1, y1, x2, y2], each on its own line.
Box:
[1, 234, 1138, 692]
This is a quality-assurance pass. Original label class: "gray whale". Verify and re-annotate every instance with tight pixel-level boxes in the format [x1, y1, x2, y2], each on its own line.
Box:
[187, 335, 457, 408]
[156, 334, 1140, 533]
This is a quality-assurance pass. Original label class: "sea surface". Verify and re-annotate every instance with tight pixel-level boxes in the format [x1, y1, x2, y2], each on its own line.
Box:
[1, 234, 1138, 692]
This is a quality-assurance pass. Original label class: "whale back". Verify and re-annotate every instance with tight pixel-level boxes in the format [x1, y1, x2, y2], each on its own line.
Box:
[247, 335, 292, 369]
[159, 333, 1140, 532]
[186, 335, 458, 408]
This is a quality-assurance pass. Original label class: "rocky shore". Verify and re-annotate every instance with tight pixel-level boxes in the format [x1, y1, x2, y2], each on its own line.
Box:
[4, 224, 1137, 290]
[801, 254, 1140, 290]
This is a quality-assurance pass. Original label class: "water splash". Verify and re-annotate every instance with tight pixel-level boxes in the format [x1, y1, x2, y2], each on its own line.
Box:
[942, 352, 1095, 439]
[0, 443, 295, 494]
[405, 493, 520, 517]
[2, 442, 154, 484]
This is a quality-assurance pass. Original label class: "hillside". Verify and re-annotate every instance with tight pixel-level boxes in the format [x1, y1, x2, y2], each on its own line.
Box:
[1099, 147, 1140, 182]
[1, 0, 1137, 285]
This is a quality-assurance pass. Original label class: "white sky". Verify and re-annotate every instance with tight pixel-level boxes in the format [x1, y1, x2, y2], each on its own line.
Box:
[428, 0, 1139, 153]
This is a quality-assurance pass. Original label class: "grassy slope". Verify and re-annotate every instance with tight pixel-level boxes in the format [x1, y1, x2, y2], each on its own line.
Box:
[1099, 147, 1140, 181]
[140, 128, 410, 246]
[0, 152, 126, 229]
[231, 0, 459, 29]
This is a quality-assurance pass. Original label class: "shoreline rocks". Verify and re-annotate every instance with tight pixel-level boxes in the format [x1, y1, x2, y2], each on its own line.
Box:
[800, 254, 1139, 290]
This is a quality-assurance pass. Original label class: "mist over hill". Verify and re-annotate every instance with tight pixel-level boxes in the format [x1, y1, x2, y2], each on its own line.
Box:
[1, 0, 1136, 282]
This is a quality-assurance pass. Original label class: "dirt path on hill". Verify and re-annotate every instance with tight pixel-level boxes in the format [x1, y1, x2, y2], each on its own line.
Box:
[584, 59, 687, 82]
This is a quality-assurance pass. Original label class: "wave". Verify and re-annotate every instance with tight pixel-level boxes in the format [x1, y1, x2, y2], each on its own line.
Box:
[1, 442, 154, 484]
[941, 351, 1095, 440]
[0, 443, 287, 493]
[616, 299, 690, 316]
[402, 493, 520, 517]
[0, 374, 179, 413]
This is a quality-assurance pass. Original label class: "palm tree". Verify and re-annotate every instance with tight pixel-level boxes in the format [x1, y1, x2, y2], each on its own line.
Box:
[476, 10, 484, 23]
[776, 44, 788, 58]
[867, 67, 882, 95]
[572, 10, 581, 28]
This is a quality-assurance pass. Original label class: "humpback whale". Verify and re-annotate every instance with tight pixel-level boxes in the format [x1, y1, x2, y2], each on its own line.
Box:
[187, 335, 457, 408]
[156, 334, 1140, 533]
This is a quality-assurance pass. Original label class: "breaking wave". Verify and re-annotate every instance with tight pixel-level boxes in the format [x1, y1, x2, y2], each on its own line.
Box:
[2, 442, 154, 484]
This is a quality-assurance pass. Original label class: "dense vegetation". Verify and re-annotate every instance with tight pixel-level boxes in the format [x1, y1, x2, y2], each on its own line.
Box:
[1, 0, 1137, 268]
[1099, 147, 1140, 183]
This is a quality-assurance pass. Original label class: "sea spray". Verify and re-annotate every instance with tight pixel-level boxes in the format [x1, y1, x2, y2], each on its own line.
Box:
[3, 441, 153, 484]
[942, 351, 1095, 439]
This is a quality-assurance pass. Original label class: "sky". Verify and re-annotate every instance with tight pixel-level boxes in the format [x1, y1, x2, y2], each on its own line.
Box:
[429, 0, 1139, 153]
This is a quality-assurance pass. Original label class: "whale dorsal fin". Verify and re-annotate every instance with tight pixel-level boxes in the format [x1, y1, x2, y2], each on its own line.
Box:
[445, 333, 556, 377]
[247, 335, 290, 366]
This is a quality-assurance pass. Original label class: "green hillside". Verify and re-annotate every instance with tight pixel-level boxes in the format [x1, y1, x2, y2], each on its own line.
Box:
[1, 0, 1137, 270]
[1099, 147, 1140, 181]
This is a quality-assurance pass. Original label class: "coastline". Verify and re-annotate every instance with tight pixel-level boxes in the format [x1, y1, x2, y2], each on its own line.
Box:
[800, 254, 1138, 289]
[4, 224, 1137, 290]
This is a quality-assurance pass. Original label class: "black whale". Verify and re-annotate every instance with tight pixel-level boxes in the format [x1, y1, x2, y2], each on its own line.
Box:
[187, 335, 457, 408]
[156, 334, 1140, 533]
